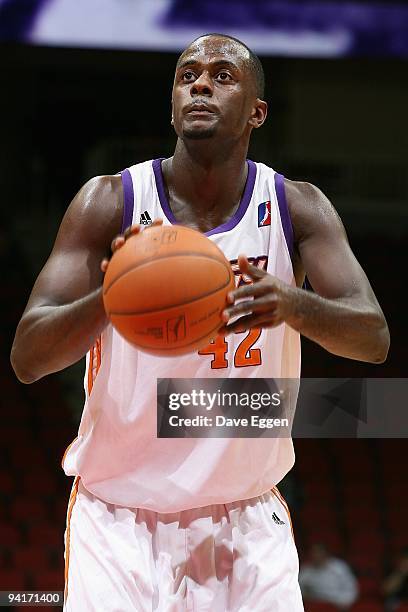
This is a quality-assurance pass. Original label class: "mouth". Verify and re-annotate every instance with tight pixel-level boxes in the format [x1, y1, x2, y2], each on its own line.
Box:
[185, 103, 217, 115]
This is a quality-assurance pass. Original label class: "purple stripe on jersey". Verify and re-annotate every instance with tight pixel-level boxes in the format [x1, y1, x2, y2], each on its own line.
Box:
[152, 158, 257, 237]
[152, 158, 172, 223]
[274, 172, 294, 259]
[120, 168, 134, 233]
[207, 160, 256, 237]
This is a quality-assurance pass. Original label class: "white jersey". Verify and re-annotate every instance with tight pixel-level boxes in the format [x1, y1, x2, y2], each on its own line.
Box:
[62, 159, 301, 512]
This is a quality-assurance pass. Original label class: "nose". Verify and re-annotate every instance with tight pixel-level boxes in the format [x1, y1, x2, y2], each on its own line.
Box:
[190, 72, 213, 96]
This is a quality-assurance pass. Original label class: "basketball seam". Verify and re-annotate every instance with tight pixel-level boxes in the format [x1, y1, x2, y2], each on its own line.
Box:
[106, 261, 233, 315]
[108, 285, 231, 315]
[103, 253, 230, 295]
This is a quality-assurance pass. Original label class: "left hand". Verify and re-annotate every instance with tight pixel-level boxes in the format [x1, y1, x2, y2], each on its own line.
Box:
[220, 255, 297, 336]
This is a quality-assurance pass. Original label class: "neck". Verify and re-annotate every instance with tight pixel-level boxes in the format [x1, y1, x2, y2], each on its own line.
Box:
[164, 137, 249, 215]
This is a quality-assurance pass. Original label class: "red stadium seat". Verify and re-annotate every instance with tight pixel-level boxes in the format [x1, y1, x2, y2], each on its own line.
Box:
[347, 532, 385, 554]
[11, 498, 49, 522]
[329, 439, 368, 454]
[358, 576, 381, 598]
[378, 440, 407, 467]
[348, 552, 383, 577]
[0, 522, 21, 546]
[304, 602, 338, 612]
[383, 481, 408, 501]
[13, 546, 52, 570]
[296, 460, 332, 477]
[2, 427, 31, 447]
[0, 569, 26, 589]
[377, 438, 407, 451]
[343, 509, 381, 531]
[334, 449, 374, 475]
[299, 505, 338, 526]
[0, 470, 15, 495]
[31, 568, 64, 590]
[21, 472, 56, 495]
[10, 447, 49, 470]
[304, 530, 344, 555]
[350, 601, 383, 612]
[389, 534, 408, 552]
[27, 524, 62, 547]
[0, 504, 9, 521]
[386, 507, 408, 530]
[341, 482, 377, 504]
[302, 480, 336, 500]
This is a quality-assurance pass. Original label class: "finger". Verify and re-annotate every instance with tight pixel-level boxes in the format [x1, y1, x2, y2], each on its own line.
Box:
[101, 258, 109, 273]
[223, 296, 276, 322]
[150, 218, 163, 227]
[218, 325, 231, 337]
[227, 281, 270, 304]
[111, 235, 125, 253]
[222, 300, 253, 323]
[124, 225, 142, 239]
[237, 254, 249, 273]
[114, 219, 164, 252]
[222, 312, 278, 335]
[238, 254, 267, 281]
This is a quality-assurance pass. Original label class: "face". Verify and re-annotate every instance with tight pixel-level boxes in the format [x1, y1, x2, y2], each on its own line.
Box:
[310, 544, 328, 567]
[172, 36, 266, 142]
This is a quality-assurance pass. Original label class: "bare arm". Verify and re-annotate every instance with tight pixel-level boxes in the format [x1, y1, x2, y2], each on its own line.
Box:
[222, 180, 390, 364]
[383, 571, 407, 596]
[383, 558, 408, 596]
[10, 175, 123, 383]
[285, 180, 390, 362]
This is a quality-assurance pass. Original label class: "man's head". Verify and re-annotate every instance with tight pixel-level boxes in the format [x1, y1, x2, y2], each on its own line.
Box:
[309, 543, 330, 567]
[171, 33, 267, 143]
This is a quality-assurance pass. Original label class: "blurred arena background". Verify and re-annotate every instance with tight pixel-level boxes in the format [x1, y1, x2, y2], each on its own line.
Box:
[0, 0, 407, 610]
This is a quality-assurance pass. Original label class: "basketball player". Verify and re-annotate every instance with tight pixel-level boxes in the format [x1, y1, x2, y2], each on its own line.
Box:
[11, 34, 389, 611]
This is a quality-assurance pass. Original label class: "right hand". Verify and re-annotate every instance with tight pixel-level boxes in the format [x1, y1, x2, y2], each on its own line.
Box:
[100, 218, 163, 273]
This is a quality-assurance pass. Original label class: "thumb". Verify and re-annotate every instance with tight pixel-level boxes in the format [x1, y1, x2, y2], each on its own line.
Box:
[238, 254, 266, 281]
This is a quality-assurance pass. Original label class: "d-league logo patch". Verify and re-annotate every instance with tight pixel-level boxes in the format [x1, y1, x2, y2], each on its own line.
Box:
[140, 210, 152, 225]
[258, 201, 271, 227]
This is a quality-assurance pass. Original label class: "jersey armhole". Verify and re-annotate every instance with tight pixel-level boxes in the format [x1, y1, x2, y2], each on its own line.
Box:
[120, 168, 135, 232]
[274, 172, 294, 260]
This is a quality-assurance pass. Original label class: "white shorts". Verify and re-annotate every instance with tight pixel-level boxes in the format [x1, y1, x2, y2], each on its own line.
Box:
[63, 478, 304, 612]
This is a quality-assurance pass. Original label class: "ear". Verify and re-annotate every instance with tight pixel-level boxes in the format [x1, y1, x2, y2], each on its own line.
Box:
[248, 99, 268, 129]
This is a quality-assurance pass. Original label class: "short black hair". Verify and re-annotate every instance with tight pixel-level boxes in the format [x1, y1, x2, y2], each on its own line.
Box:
[183, 33, 265, 99]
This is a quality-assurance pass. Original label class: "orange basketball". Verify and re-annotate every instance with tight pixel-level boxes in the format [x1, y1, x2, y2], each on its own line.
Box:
[102, 225, 235, 356]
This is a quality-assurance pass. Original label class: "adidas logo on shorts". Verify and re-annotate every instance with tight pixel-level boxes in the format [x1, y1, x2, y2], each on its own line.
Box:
[140, 211, 152, 225]
[272, 512, 285, 525]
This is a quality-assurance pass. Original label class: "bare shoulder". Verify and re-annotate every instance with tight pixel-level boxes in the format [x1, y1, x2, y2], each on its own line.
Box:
[72, 174, 123, 225]
[284, 178, 345, 243]
[55, 174, 124, 250]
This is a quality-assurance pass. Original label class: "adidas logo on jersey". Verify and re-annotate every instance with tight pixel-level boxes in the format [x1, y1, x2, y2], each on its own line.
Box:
[271, 512, 285, 525]
[140, 211, 152, 225]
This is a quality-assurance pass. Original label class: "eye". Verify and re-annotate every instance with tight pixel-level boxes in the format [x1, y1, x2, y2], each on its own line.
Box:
[182, 70, 196, 82]
[216, 71, 232, 82]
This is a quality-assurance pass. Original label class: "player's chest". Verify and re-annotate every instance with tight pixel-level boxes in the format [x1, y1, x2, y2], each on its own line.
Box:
[147, 199, 275, 261]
